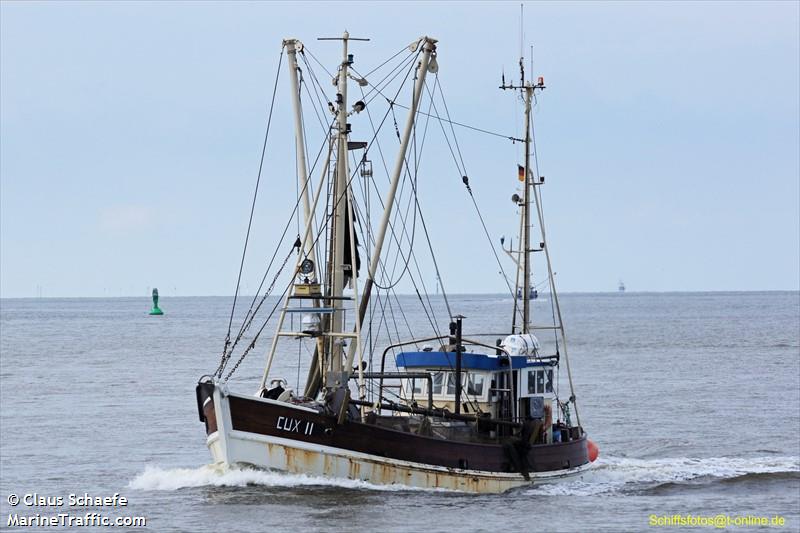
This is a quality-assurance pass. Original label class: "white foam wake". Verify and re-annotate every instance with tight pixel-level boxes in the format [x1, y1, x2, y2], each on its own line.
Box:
[128, 464, 446, 492]
[525, 455, 800, 496]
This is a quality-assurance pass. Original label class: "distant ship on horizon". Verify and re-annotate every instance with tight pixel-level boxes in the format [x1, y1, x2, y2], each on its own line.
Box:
[618, 280, 626, 292]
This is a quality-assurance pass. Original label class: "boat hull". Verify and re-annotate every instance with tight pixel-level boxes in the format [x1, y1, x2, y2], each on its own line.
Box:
[198, 383, 592, 493]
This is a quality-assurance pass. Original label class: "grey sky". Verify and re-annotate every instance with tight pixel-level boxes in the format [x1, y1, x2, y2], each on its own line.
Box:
[1, 1, 798, 298]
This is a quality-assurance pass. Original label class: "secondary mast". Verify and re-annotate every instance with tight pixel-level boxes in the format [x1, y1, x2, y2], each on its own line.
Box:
[522, 79, 532, 333]
[502, 59, 534, 333]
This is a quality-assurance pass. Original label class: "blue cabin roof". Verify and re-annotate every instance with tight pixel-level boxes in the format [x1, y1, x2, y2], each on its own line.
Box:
[395, 351, 548, 371]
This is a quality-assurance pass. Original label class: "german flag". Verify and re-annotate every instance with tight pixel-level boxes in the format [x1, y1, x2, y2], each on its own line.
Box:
[518, 165, 525, 182]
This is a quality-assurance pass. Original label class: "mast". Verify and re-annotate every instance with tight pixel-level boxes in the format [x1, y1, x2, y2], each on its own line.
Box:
[502, 58, 534, 334]
[260, 35, 438, 398]
[514, 63, 584, 428]
[326, 31, 352, 387]
[522, 81, 532, 334]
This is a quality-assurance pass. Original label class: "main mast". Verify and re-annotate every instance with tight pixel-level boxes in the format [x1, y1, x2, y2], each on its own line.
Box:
[326, 32, 352, 388]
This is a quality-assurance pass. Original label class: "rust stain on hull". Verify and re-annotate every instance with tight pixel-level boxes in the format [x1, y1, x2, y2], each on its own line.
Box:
[258, 440, 559, 493]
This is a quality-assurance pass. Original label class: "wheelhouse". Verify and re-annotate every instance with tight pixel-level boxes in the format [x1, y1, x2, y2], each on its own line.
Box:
[396, 351, 558, 436]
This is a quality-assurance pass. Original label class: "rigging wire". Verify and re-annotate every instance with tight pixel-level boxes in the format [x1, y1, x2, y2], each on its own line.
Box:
[528, 101, 581, 425]
[356, 54, 450, 337]
[392, 97, 454, 321]
[355, 84, 443, 336]
[529, 112, 560, 351]
[221, 41, 513, 398]
[297, 57, 329, 136]
[302, 46, 334, 79]
[217, 121, 335, 380]
[356, 87, 523, 144]
[220, 45, 285, 374]
[360, 43, 416, 80]
[224, 50, 422, 373]
[224, 120, 335, 357]
[295, 62, 327, 268]
[223, 253, 296, 382]
[345, 148, 423, 352]
[351, 191, 440, 339]
[356, 51, 419, 106]
[367, 85, 485, 411]
[424, 76, 520, 309]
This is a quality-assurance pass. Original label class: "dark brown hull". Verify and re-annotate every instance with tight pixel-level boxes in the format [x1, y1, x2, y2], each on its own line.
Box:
[199, 384, 590, 478]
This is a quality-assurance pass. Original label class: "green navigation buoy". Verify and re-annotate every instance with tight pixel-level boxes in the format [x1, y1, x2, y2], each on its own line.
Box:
[149, 288, 164, 315]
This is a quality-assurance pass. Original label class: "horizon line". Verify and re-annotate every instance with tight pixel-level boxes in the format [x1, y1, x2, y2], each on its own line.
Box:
[2, 289, 799, 300]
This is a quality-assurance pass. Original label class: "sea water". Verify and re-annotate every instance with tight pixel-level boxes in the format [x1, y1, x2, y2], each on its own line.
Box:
[1, 292, 798, 532]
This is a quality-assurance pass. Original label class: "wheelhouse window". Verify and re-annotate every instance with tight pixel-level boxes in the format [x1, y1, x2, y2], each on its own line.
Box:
[527, 370, 537, 394]
[527, 368, 554, 395]
[441, 372, 485, 397]
[446, 372, 457, 395]
[431, 371, 445, 395]
[467, 373, 485, 396]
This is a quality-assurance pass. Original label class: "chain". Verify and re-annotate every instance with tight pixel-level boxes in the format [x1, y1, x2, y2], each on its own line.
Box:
[222, 248, 296, 382]
[214, 333, 233, 379]
[223, 339, 257, 383]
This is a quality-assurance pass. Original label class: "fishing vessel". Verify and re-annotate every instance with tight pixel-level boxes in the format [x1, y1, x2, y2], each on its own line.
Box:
[196, 34, 597, 493]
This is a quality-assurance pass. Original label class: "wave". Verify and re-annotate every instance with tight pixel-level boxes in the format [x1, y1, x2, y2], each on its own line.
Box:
[129, 456, 799, 496]
[523, 455, 800, 496]
[128, 464, 450, 493]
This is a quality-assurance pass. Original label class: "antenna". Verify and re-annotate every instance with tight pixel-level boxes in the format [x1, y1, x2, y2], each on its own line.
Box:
[519, 3, 525, 86]
[530, 45, 533, 83]
[519, 3, 524, 65]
